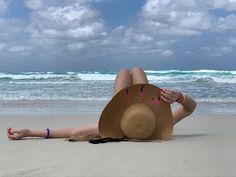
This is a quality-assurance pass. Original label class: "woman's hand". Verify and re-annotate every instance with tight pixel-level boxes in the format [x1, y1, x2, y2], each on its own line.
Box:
[160, 88, 182, 104]
[7, 127, 30, 140]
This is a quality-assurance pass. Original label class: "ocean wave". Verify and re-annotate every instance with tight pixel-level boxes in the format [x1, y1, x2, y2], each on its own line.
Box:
[0, 73, 81, 81]
[0, 70, 236, 83]
[1, 95, 236, 103]
[0, 72, 116, 81]
[0, 96, 110, 101]
[196, 98, 236, 103]
[149, 76, 236, 84]
[145, 69, 236, 75]
[192, 77, 215, 83]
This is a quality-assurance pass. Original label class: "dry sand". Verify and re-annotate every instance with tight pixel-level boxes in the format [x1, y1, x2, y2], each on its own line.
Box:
[1, 114, 236, 177]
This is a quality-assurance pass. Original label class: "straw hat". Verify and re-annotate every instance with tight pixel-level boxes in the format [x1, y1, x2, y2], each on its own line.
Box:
[98, 84, 173, 140]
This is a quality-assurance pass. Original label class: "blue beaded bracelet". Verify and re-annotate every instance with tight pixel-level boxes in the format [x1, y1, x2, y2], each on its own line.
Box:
[45, 128, 50, 139]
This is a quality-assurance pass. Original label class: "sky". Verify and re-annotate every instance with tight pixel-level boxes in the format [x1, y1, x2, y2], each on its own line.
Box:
[0, 0, 236, 71]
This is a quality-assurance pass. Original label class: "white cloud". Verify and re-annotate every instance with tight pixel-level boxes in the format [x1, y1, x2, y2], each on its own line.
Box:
[0, 0, 7, 14]
[8, 46, 33, 53]
[0, 18, 24, 36]
[21, 1, 108, 59]
[200, 46, 233, 57]
[140, 0, 213, 37]
[98, 25, 175, 60]
[28, 3, 106, 41]
[139, 0, 235, 38]
[212, 0, 236, 11]
[68, 43, 85, 51]
[24, 0, 43, 10]
[160, 49, 174, 57]
[0, 9, 35, 57]
[216, 14, 236, 31]
[66, 22, 105, 40]
[0, 41, 6, 50]
[229, 38, 236, 45]
[210, 46, 233, 57]
[178, 12, 211, 30]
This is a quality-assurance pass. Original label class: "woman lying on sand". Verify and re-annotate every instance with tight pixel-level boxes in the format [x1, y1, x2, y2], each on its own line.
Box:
[7, 67, 197, 140]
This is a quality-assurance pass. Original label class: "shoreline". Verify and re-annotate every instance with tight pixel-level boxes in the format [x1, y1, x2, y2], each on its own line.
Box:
[1, 100, 236, 117]
[1, 113, 236, 118]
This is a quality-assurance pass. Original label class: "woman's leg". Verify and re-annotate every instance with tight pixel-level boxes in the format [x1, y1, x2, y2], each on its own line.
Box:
[81, 68, 131, 137]
[131, 67, 149, 84]
[113, 68, 132, 96]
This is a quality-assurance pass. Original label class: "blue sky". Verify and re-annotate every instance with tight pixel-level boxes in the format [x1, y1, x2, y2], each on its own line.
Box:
[0, 0, 236, 71]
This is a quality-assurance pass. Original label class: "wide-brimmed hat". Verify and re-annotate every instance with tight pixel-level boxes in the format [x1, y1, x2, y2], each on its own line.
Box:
[98, 84, 173, 140]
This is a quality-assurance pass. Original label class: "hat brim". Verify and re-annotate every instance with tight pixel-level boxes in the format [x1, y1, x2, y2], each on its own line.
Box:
[98, 84, 173, 140]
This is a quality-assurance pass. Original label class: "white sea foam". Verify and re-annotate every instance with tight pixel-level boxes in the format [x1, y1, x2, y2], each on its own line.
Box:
[0, 94, 110, 101]
[1, 94, 236, 103]
[0, 70, 236, 83]
[76, 73, 115, 80]
[0, 73, 74, 80]
[196, 98, 236, 103]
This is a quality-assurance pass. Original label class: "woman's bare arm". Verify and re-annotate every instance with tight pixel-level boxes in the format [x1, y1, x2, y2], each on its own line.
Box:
[160, 89, 197, 125]
[7, 124, 98, 140]
[171, 95, 197, 125]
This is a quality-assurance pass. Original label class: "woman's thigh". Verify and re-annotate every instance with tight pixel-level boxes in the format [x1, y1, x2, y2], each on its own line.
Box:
[131, 67, 149, 84]
[113, 68, 132, 96]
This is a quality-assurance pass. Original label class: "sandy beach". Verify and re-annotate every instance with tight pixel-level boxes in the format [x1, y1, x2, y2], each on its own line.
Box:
[1, 0, 236, 176]
[1, 114, 236, 177]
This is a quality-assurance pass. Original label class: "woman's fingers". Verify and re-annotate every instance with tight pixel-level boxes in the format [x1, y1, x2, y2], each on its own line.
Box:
[7, 127, 14, 135]
[164, 89, 178, 99]
[7, 128, 11, 134]
[8, 132, 23, 140]
[7, 129, 12, 139]
[160, 91, 176, 103]
[7, 127, 23, 140]
[12, 130, 22, 134]
[160, 95, 173, 104]
[8, 134, 21, 140]
[160, 88, 182, 104]
[7, 131, 16, 139]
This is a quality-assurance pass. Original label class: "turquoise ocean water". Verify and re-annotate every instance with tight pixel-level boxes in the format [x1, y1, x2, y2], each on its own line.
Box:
[0, 70, 235, 116]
